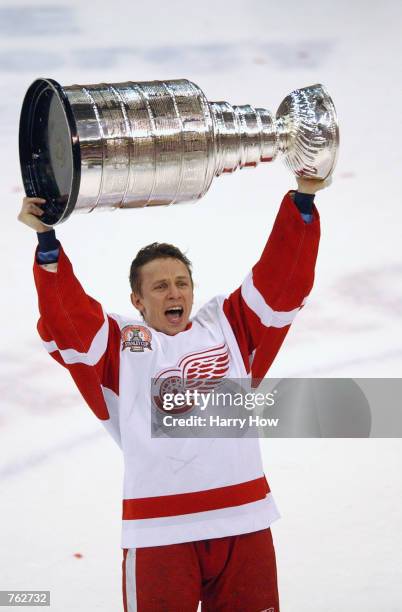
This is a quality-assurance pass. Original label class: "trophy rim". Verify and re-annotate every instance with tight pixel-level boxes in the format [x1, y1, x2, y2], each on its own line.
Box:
[19, 77, 81, 226]
[317, 83, 340, 179]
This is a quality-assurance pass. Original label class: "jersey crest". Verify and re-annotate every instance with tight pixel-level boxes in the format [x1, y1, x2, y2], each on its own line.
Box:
[121, 325, 152, 352]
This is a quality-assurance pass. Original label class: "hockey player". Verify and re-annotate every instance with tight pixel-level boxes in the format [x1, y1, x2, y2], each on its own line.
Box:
[18, 176, 329, 611]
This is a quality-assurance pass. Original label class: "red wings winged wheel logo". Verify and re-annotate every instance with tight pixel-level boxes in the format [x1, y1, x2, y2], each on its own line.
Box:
[153, 344, 230, 414]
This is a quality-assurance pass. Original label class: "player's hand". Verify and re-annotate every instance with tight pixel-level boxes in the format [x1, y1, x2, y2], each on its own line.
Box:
[296, 175, 332, 194]
[17, 197, 52, 233]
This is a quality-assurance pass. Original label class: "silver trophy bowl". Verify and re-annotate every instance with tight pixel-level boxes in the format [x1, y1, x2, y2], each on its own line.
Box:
[19, 78, 339, 226]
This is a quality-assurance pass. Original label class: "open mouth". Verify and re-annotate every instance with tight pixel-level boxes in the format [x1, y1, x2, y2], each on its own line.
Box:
[165, 306, 184, 325]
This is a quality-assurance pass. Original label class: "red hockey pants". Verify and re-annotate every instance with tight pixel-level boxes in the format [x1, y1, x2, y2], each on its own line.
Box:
[122, 527, 279, 611]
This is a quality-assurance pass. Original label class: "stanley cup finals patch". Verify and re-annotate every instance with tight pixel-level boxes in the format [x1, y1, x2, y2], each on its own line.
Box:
[121, 325, 152, 352]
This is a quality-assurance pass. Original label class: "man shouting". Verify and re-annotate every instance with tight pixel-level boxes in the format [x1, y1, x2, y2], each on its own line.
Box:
[18, 177, 328, 611]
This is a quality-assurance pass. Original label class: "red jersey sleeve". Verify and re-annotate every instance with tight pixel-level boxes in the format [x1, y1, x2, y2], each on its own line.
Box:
[33, 245, 121, 422]
[223, 191, 320, 385]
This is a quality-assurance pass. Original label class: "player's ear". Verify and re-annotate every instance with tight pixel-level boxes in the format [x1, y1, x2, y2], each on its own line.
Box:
[131, 292, 144, 315]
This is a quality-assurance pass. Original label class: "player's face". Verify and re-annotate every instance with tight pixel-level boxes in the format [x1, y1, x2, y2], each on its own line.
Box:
[130, 258, 194, 335]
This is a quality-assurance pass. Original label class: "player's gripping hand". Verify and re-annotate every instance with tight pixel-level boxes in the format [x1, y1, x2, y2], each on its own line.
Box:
[17, 197, 53, 233]
[296, 176, 332, 194]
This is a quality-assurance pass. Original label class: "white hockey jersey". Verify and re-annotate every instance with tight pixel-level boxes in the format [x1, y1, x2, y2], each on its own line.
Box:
[33, 191, 320, 548]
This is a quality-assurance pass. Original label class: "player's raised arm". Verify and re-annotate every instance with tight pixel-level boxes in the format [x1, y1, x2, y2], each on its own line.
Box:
[223, 178, 330, 384]
[18, 197, 121, 442]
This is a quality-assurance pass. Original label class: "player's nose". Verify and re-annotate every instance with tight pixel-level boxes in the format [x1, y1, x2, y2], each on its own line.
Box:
[167, 283, 181, 299]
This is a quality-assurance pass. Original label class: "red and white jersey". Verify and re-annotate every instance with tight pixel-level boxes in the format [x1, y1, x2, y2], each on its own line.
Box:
[33, 191, 320, 548]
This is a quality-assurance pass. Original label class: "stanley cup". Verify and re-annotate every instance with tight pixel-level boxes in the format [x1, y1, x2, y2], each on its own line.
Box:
[19, 78, 339, 226]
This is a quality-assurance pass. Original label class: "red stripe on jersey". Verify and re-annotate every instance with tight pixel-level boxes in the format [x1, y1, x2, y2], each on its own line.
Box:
[223, 191, 320, 381]
[34, 247, 121, 420]
[223, 286, 261, 373]
[34, 246, 106, 354]
[122, 549, 128, 612]
[252, 192, 320, 311]
[122, 476, 270, 520]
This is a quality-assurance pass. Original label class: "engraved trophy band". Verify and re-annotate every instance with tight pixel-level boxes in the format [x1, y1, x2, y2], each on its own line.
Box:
[19, 78, 339, 226]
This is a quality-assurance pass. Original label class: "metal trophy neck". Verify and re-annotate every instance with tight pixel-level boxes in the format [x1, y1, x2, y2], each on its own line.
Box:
[19, 78, 339, 226]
